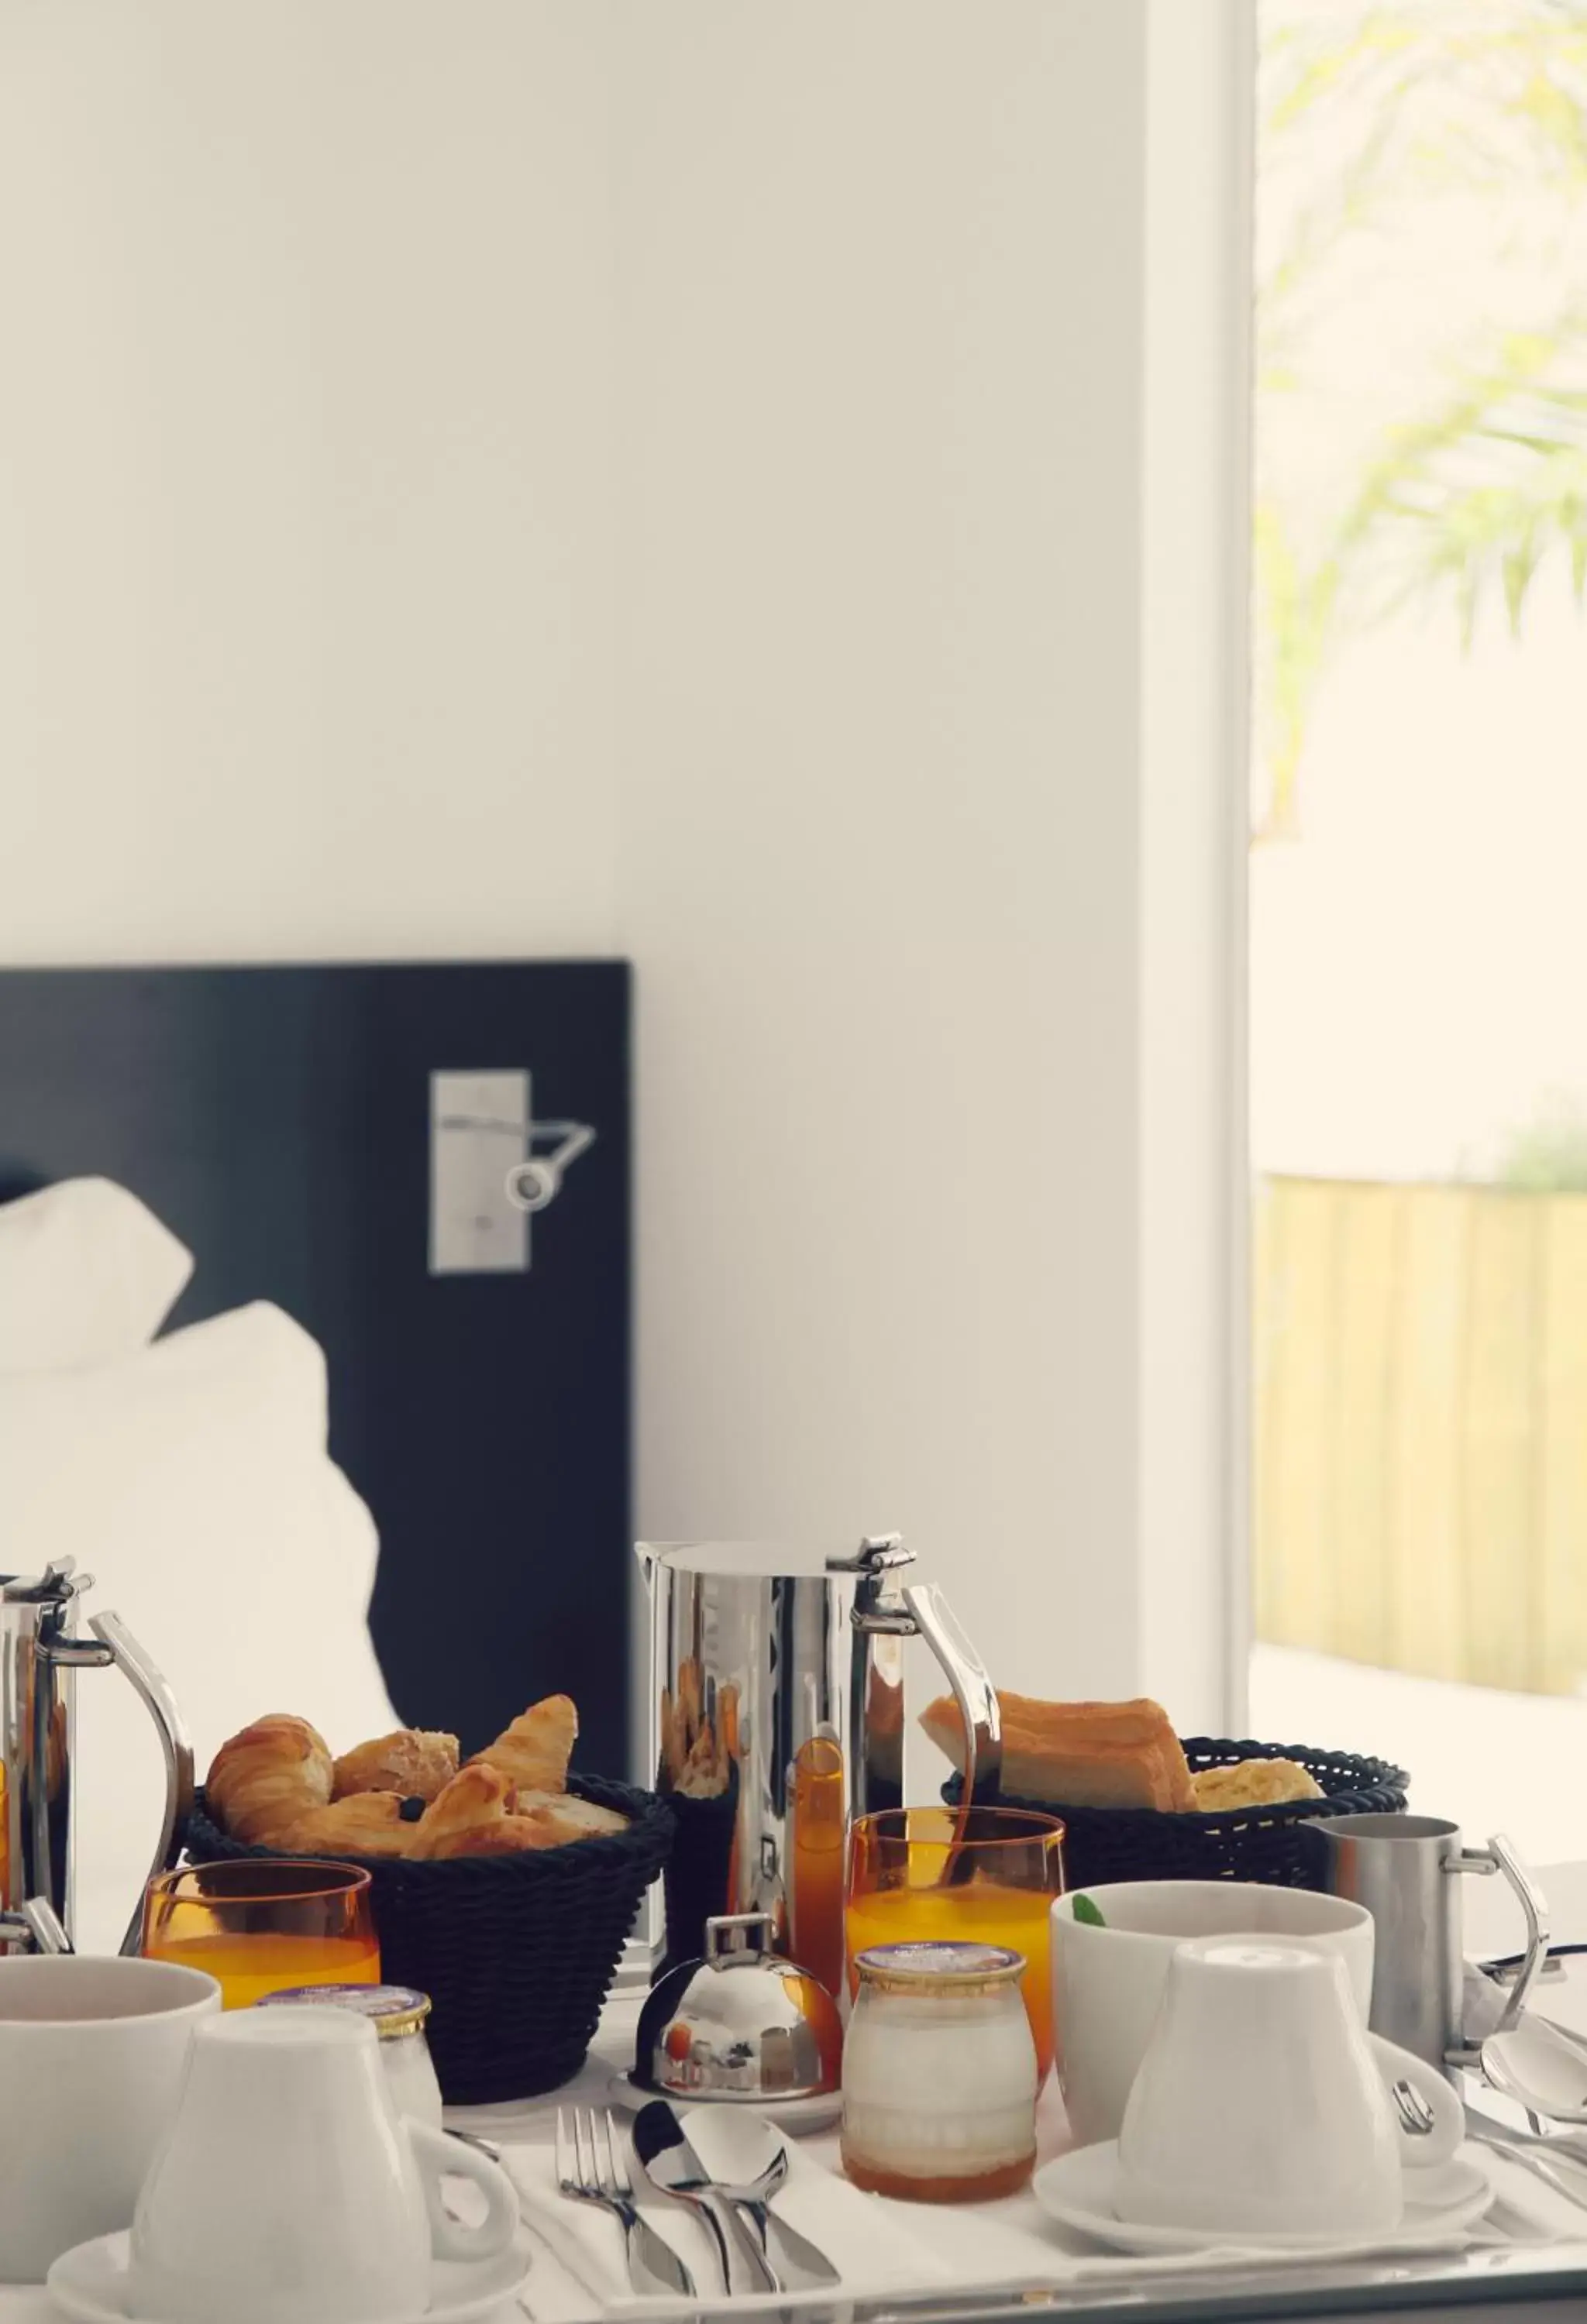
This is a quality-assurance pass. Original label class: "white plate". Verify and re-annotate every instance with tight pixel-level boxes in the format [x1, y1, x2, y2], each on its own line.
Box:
[45, 2224, 534, 2324]
[1031, 2144, 1495, 2257]
[608, 2068, 843, 2136]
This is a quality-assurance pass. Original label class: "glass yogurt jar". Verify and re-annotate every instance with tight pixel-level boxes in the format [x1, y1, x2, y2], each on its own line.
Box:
[841, 1941, 1038, 2201]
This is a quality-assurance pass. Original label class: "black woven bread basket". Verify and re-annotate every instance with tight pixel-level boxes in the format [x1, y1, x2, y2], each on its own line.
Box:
[183, 1774, 673, 2104]
[946, 1737, 1408, 1893]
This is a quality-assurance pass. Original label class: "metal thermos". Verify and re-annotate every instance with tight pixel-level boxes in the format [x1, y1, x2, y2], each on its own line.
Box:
[1310, 1812, 1547, 2074]
[637, 1535, 1000, 1989]
[0, 1560, 191, 1956]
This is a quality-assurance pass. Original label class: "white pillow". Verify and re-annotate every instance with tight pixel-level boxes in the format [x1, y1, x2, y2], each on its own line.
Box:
[0, 1300, 399, 1953]
[0, 1177, 192, 1371]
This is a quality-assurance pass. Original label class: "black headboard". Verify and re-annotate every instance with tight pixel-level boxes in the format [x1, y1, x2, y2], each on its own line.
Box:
[0, 959, 632, 1771]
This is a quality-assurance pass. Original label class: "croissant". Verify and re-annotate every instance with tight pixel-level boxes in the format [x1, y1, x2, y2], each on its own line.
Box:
[333, 1729, 458, 1804]
[207, 1715, 334, 1844]
[467, 1695, 576, 1794]
[407, 1763, 519, 1860]
[270, 1792, 416, 1859]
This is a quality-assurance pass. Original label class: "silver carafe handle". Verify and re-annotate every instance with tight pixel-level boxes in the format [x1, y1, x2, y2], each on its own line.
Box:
[901, 1585, 1002, 1810]
[43, 1611, 195, 1958]
[857, 1576, 1002, 1808]
[0, 1896, 72, 1956]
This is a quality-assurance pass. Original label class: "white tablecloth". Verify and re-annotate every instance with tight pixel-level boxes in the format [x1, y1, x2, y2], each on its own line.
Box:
[11, 1858, 1587, 2322]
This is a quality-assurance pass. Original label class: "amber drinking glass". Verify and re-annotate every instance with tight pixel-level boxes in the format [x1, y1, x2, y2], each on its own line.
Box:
[140, 1861, 380, 2009]
[845, 1807, 1066, 2077]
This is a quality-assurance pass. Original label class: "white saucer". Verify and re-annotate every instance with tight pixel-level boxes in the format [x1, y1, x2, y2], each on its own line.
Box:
[608, 2068, 843, 2136]
[46, 2224, 534, 2324]
[1032, 2144, 1495, 2257]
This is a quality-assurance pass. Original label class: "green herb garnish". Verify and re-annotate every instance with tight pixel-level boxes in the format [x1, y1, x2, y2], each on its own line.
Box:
[1071, 1893, 1107, 1927]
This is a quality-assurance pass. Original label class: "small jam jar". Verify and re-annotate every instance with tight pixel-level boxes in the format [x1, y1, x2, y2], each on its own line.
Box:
[842, 1942, 1038, 2202]
[256, 1984, 443, 2129]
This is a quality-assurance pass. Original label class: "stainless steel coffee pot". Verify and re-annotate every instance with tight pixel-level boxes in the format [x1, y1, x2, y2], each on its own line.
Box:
[637, 1534, 1000, 1989]
[0, 1560, 191, 1957]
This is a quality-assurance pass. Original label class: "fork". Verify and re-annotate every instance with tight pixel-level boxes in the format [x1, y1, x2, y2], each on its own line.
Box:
[556, 2106, 696, 2299]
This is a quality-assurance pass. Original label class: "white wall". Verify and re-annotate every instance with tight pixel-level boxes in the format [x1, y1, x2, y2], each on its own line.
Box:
[0, 0, 619, 962]
[1, 3, 1248, 1795]
[613, 0, 1158, 1714]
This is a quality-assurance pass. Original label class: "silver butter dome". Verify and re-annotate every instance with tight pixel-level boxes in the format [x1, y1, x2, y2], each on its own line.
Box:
[634, 1913, 842, 2102]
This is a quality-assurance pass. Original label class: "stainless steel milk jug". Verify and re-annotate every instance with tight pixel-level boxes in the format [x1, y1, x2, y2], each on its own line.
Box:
[637, 1534, 1000, 1989]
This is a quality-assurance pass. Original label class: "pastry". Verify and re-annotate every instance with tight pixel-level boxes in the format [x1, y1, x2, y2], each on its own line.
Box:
[208, 1690, 618, 1860]
[1191, 1758, 1323, 1812]
[919, 1692, 1196, 1813]
[468, 1694, 577, 1794]
[512, 1786, 629, 1838]
[274, 1791, 416, 1858]
[206, 1714, 334, 1844]
[332, 1729, 458, 1804]
[407, 1762, 516, 1858]
[419, 1807, 580, 1858]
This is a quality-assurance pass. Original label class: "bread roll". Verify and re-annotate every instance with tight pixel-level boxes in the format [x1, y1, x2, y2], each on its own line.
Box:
[332, 1729, 459, 1804]
[1191, 1758, 1323, 1812]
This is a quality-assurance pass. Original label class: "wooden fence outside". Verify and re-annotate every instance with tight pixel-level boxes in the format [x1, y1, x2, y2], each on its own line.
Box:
[1254, 1175, 1587, 1695]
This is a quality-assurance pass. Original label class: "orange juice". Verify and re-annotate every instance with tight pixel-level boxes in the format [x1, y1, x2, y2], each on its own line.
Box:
[845, 1882, 1055, 2076]
[144, 1932, 380, 2011]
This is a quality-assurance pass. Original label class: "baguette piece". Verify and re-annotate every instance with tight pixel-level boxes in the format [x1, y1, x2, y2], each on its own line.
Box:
[920, 1691, 1196, 1813]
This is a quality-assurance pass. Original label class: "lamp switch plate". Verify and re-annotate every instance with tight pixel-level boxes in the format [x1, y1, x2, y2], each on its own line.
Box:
[429, 1070, 531, 1274]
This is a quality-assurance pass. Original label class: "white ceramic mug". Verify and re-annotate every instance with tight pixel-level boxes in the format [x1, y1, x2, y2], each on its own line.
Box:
[1052, 1880, 1376, 2146]
[129, 2008, 518, 2324]
[0, 1954, 220, 2281]
[1116, 1937, 1465, 2236]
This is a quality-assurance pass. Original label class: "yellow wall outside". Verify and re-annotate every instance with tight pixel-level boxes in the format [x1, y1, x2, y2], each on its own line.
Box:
[1255, 1176, 1587, 1695]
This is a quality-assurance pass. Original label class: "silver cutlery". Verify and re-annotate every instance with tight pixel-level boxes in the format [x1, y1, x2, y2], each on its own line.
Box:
[1466, 2099, 1587, 2168]
[556, 2105, 697, 2299]
[1463, 2102, 1587, 2211]
[1393, 2078, 1437, 2137]
[632, 2097, 776, 2295]
[1484, 2018, 1587, 2127]
[674, 2106, 839, 2290]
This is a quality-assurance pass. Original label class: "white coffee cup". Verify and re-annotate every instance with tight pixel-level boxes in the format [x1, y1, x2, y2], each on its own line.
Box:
[1116, 1937, 1465, 2236]
[0, 1954, 220, 2281]
[1052, 1880, 1376, 2146]
[128, 2007, 518, 2324]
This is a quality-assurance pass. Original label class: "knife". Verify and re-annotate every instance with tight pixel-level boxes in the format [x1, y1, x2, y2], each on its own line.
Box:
[632, 2099, 777, 2295]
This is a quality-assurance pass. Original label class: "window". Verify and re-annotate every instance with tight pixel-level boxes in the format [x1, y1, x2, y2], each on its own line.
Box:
[1249, 0, 1587, 1859]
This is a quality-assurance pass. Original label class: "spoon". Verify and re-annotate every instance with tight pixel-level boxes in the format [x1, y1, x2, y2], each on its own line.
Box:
[632, 2099, 775, 2295]
[1484, 2019, 1587, 2127]
[674, 2105, 839, 2288]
